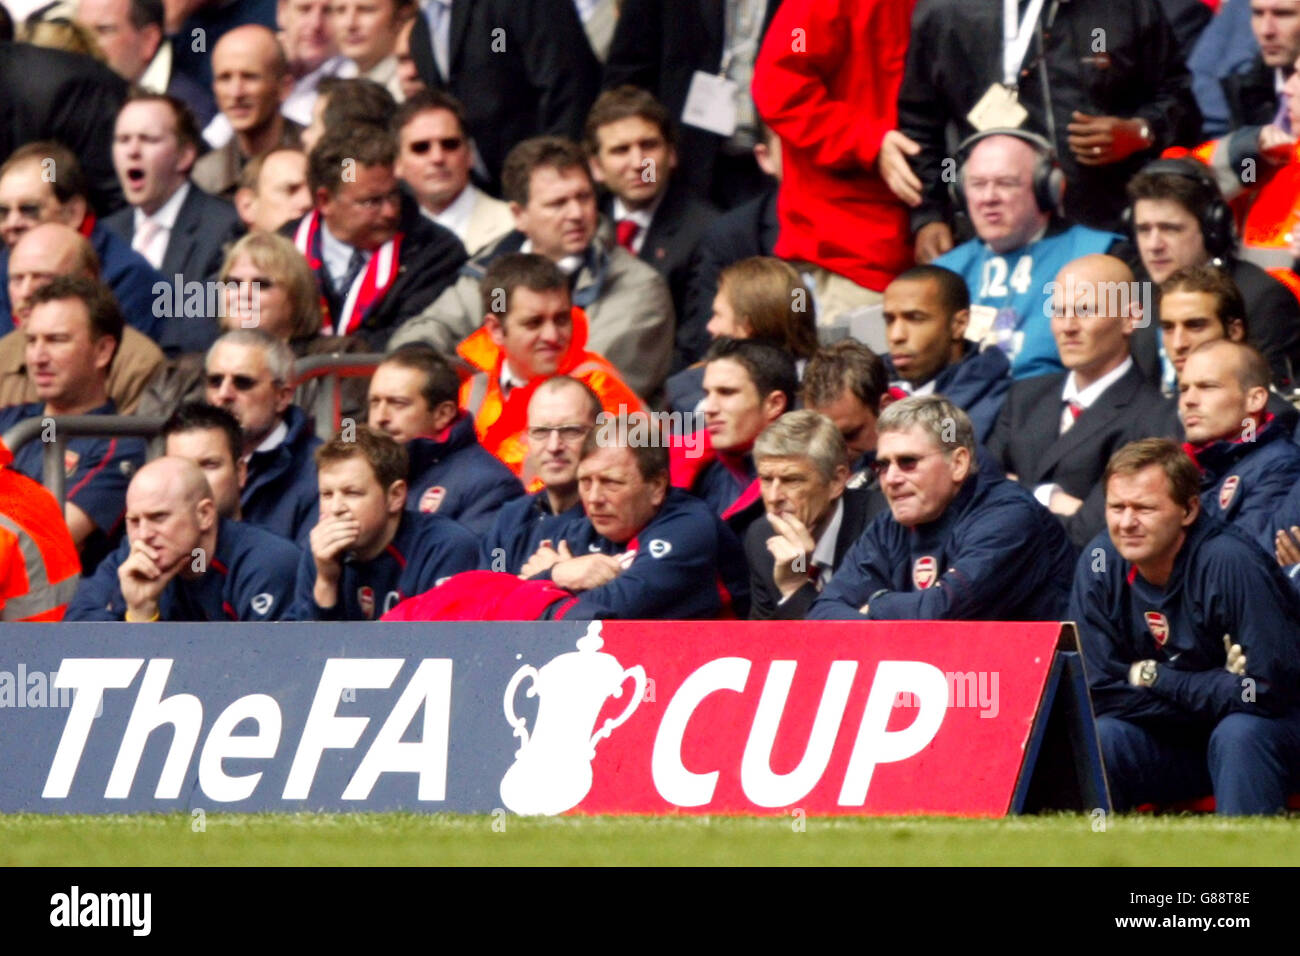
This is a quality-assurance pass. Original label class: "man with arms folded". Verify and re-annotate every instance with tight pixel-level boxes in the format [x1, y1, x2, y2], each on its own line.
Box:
[746, 410, 887, 621]
[66, 457, 299, 622]
[288, 426, 478, 621]
[522, 416, 749, 620]
[480, 376, 599, 575]
[809, 396, 1075, 621]
[1071, 438, 1300, 815]
[367, 344, 522, 535]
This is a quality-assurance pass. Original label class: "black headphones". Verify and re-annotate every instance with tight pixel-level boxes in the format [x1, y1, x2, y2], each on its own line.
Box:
[951, 127, 1066, 216]
[1120, 157, 1237, 260]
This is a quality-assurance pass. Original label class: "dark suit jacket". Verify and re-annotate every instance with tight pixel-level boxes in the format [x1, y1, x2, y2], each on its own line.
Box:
[1221, 55, 1277, 132]
[602, 177, 714, 340]
[102, 184, 243, 353]
[678, 183, 778, 370]
[603, 0, 782, 200]
[744, 485, 886, 620]
[0, 42, 127, 217]
[409, 0, 600, 192]
[282, 189, 467, 352]
[987, 362, 1177, 548]
[1131, 258, 1300, 390]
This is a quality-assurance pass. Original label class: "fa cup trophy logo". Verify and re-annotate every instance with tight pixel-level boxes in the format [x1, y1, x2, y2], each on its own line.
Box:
[500, 622, 647, 815]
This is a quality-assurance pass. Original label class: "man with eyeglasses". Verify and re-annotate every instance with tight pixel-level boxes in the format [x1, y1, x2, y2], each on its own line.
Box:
[395, 90, 513, 254]
[204, 329, 321, 543]
[480, 375, 599, 575]
[0, 142, 166, 344]
[933, 131, 1122, 381]
[988, 254, 1176, 550]
[452, 253, 643, 478]
[809, 395, 1074, 621]
[287, 123, 466, 350]
[367, 344, 521, 535]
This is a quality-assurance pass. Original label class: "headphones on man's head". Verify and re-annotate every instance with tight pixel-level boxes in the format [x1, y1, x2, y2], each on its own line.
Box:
[1120, 158, 1237, 261]
[951, 127, 1066, 216]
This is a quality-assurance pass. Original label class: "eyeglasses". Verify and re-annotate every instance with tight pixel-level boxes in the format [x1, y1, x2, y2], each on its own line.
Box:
[870, 451, 942, 477]
[526, 424, 590, 443]
[206, 373, 272, 391]
[348, 189, 403, 212]
[407, 137, 465, 155]
[0, 203, 45, 220]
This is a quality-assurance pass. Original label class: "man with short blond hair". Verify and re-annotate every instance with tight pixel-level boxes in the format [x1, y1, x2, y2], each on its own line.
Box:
[1072, 437, 1300, 815]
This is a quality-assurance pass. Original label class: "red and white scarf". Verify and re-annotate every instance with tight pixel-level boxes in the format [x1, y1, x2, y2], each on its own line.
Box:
[294, 211, 403, 336]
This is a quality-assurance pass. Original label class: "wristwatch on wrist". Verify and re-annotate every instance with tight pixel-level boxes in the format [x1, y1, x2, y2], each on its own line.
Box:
[1138, 660, 1158, 687]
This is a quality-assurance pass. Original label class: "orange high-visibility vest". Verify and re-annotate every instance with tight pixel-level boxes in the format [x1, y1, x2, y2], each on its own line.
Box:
[0, 444, 81, 622]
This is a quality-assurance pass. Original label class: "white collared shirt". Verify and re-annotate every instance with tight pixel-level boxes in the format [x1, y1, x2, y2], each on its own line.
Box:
[242, 419, 289, 467]
[1033, 356, 1133, 506]
[132, 181, 191, 270]
[611, 193, 663, 256]
[499, 360, 529, 396]
[519, 238, 584, 276]
[423, 183, 477, 244]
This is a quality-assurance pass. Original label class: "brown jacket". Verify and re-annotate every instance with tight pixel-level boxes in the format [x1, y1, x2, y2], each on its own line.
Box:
[0, 326, 164, 414]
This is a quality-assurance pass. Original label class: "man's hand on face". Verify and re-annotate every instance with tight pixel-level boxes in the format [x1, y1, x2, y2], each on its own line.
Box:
[766, 511, 818, 598]
[119, 539, 183, 621]
[310, 514, 360, 583]
[551, 552, 624, 592]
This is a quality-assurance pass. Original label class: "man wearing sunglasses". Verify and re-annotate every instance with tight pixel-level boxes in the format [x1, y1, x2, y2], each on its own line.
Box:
[287, 123, 466, 350]
[480, 376, 600, 575]
[395, 90, 513, 255]
[367, 344, 521, 535]
[808, 394, 1075, 621]
[205, 329, 321, 544]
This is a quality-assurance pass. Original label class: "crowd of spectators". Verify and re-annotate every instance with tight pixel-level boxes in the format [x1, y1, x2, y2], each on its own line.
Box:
[3, 0, 1300, 813]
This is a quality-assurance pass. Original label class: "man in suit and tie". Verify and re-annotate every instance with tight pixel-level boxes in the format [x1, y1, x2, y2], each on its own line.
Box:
[407, 0, 601, 193]
[286, 123, 466, 350]
[586, 85, 715, 354]
[104, 93, 244, 354]
[395, 89, 514, 254]
[745, 409, 887, 620]
[988, 254, 1177, 549]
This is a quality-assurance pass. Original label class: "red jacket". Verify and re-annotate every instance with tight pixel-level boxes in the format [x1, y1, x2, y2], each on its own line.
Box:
[751, 0, 917, 291]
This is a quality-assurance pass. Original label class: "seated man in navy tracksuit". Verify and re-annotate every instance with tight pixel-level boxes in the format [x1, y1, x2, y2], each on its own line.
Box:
[1071, 438, 1300, 815]
[808, 395, 1076, 620]
[66, 457, 299, 621]
[1177, 340, 1300, 553]
[479, 376, 597, 574]
[523, 415, 749, 619]
[205, 329, 320, 543]
[367, 344, 522, 534]
[288, 426, 479, 621]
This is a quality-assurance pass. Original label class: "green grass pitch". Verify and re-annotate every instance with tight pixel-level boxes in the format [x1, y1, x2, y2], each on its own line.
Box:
[2, 812, 1299, 866]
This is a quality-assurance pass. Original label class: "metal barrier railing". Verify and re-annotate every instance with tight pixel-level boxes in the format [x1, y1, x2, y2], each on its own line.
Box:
[291, 353, 385, 441]
[1, 355, 387, 506]
[1, 415, 166, 508]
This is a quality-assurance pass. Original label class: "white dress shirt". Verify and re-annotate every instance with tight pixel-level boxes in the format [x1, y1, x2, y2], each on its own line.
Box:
[611, 193, 663, 256]
[1033, 356, 1133, 506]
[132, 181, 191, 271]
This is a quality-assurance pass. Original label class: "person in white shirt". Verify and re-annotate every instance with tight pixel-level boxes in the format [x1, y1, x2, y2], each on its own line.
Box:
[394, 89, 512, 254]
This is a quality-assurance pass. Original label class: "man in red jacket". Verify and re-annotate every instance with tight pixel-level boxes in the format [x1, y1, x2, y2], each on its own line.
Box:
[751, 0, 917, 326]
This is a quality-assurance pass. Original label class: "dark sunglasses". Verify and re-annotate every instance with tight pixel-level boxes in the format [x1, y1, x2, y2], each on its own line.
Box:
[407, 137, 465, 155]
[870, 451, 941, 477]
[206, 373, 267, 391]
